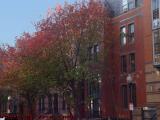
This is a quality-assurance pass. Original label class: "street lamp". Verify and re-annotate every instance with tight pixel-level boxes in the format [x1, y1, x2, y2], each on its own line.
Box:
[126, 74, 133, 120]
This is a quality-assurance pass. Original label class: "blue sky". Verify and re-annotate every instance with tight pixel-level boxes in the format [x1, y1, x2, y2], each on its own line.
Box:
[0, 0, 75, 46]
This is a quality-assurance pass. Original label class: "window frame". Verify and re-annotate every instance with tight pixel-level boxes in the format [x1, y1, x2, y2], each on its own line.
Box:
[129, 53, 136, 73]
[153, 29, 160, 55]
[39, 96, 45, 113]
[120, 26, 127, 46]
[53, 93, 59, 114]
[121, 55, 127, 73]
[62, 95, 66, 111]
[152, 0, 160, 20]
[128, 23, 135, 43]
[88, 44, 100, 61]
[88, 74, 101, 118]
[94, 44, 99, 61]
[129, 83, 137, 107]
[121, 85, 128, 109]
[88, 46, 93, 61]
[122, 0, 128, 12]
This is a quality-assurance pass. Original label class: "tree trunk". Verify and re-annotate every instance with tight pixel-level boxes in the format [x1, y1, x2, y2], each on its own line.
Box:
[72, 86, 81, 120]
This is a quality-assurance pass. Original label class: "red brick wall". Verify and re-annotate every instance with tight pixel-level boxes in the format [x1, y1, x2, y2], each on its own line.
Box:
[101, 1, 152, 118]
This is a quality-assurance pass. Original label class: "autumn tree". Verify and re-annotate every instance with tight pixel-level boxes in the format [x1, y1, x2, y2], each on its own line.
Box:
[37, 0, 112, 118]
[15, 32, 58, 118]
[0, 0, 112, 120]
[0, 32, 57, 119]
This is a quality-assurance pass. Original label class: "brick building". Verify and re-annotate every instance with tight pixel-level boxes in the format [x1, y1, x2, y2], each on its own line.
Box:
[1, 1, 160, 120]
[100, 0, 160, 119]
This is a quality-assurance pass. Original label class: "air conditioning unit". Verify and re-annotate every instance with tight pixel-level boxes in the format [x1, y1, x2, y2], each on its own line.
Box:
[153, 19, 160, 29]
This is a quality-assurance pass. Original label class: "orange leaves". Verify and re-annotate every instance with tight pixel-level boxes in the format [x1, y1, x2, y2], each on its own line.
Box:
[0, 0, 109, 74]
[0, 0, 112, 94]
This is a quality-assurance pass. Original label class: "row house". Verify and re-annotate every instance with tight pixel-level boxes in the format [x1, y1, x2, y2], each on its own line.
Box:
[100, 0, 160, 119]
[0, 91, 68, 118]
[1, 1, 160, 120]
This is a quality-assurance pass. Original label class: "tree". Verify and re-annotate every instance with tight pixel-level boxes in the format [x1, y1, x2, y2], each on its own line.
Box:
[0, 32, 58, 119]
[37, 0, 112, 119]
[14, 32, 58, 118]
[0, 0, 112, 120]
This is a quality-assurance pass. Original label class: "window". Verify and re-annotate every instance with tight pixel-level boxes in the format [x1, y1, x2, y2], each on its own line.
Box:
[135, 0, 138, 7]
[88, 44, 100, 61]
[88, 46, 94, 60]
[48, 95, 53, 113]
[128, 23, 135, 43]
[121, 55, 127, 73]
[128, 0, 135, 10]
[1, 101, 7, 113]
[121, 85, 128, 108]
[88, 75, 101, 118]
[129, 83, 137, 107]
[39, 96, 45, 113]
[62, 95, 66, 111]
[120, 26, 127, 46]
[53, 94, 58, 114]
[121, 0, 140, 13]
[122, 0, 128, 12]
[94, 44, 99, 61]
[154, 30, 160, 54]
[152, 0, 159, 20]
[135, 0, 141, 7]
[129, 53, 136, 72]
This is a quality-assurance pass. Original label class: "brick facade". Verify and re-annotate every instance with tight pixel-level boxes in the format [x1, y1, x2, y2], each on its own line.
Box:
[101, 0, 160, 119]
